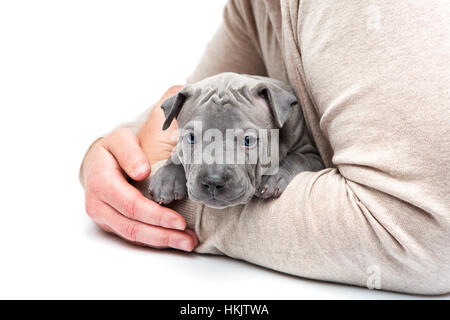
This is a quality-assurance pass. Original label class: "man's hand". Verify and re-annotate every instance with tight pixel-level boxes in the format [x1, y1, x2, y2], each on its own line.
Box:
[81, 86, 198, 251]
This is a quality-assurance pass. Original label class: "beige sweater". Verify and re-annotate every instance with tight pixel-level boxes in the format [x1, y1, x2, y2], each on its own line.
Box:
[86, 0, 450, 294]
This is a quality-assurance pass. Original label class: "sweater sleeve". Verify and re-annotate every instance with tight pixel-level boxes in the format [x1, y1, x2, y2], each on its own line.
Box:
[187, 0, 267, 83]
[169, 167, 447, 294]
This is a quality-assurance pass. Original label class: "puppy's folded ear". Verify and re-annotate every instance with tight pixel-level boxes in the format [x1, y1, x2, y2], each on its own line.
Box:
[257, 83, 298, 128]
[161, 90, 188, 130]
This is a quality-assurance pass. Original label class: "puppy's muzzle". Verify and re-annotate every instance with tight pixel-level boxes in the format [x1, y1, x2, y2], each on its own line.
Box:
[201, 173, 229, 193]
[198, 167, 233, 197]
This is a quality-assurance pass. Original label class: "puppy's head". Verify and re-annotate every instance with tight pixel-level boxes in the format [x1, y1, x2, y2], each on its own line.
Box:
[161, 73, 297, 208]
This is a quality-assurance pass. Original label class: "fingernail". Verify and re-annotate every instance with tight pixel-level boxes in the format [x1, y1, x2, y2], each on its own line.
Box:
[179, 240, 192, 252]
[133, 163, 148, 178]
[186, 230, 199, 247]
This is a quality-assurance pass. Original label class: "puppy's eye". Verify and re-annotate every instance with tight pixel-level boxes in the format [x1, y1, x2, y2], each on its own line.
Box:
[243, 136, 256, 147]
[186, 132, 195, 144]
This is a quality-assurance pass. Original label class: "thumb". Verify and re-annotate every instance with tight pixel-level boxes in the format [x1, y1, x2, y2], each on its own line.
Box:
[102, 128, 150, 181]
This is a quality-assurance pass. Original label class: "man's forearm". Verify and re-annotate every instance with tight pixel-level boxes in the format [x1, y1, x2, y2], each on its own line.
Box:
[167, 166, 445, 294]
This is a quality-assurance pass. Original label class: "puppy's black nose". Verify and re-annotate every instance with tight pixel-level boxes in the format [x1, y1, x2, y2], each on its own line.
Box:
[201, 174, 227, 191]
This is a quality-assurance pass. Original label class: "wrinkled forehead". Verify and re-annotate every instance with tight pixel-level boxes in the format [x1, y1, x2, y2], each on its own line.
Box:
[195, 104, 250, 129]
[177, 93, 273, 133]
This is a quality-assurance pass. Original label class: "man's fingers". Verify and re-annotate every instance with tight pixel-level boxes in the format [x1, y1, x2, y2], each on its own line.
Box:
[94, 169, 186, 230]
[87, 133, 186, 230]
[102, 127, 150, 181]
[184, 229, 199, 248]
[95, 202, 196, 251]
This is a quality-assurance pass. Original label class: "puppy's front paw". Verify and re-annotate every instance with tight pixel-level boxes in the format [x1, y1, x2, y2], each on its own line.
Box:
[148, 164, 187, 205]
[255, 169, 291, 199]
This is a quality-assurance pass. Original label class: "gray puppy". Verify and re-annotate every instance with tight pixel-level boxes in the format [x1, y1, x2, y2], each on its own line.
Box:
[138, 73, 323, 209]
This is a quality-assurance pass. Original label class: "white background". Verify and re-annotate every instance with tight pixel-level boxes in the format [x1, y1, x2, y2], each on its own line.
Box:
[0, 0, 446, 300]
